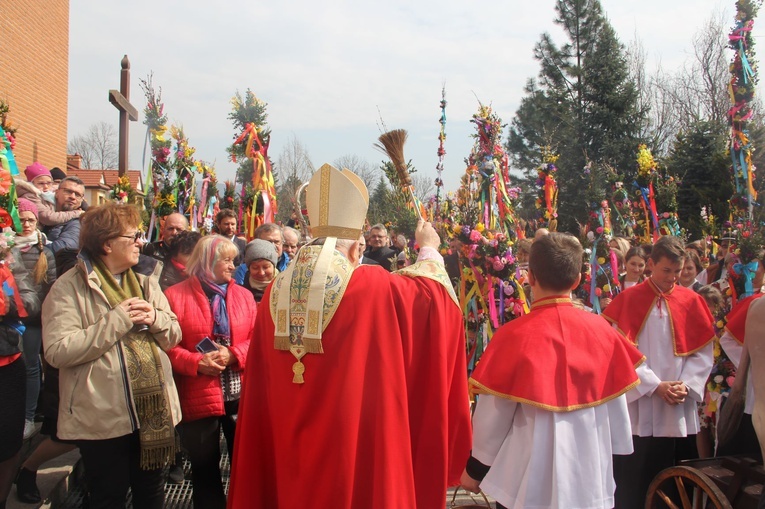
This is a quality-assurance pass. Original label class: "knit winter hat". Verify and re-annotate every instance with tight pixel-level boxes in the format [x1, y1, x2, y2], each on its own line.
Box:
[17, 198, 38, 219]
[50, 167, 67, 181]
[245, 239, 278, 267]
[24, 162, 51, 182]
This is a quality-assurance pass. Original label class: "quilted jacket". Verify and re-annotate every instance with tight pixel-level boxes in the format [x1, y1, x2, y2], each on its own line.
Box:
[165, 277, 256, 422]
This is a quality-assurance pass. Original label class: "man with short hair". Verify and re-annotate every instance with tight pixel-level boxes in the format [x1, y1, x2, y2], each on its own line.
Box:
[144, 212, 189, 263]
[706, 234, 735, 283]
[364, 224, 397, 271]
[460, 233, 643, 509]
[254, 223, 288, 271]
[44, 176, 85, 254]
[282, 226, 301, 262]
[604, 235, 715, 509]
[358, 234, 379, 266]
[216, 209, 246, 265]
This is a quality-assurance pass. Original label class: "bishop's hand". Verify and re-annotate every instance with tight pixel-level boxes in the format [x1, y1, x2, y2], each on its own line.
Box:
[415, 219, 440, 251]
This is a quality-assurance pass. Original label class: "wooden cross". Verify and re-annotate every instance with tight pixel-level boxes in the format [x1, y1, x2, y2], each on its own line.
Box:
[109, 55, 138, 176]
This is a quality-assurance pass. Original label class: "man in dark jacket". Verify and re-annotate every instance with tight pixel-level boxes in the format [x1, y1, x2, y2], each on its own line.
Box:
[363, 224, 397, 271]
[144, 213, 189, 263]
[44, 177, 85, 254]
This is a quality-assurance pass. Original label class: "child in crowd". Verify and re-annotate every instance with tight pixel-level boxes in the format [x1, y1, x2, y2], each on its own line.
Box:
[603, 235, 715, 509]
[460, 233, 644, 509]
[679, 251, 704, 291]
[14, 163, 82, 227]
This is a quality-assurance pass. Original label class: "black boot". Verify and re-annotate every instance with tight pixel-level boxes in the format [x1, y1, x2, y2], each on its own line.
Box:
[167, 451, 185, 484]
[15, 467, 42, 504]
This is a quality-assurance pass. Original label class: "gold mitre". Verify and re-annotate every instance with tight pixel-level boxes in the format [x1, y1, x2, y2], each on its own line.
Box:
[306, 163, 369, 240]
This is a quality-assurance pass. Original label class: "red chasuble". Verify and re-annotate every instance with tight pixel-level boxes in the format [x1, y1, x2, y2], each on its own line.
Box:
[724, 292, 764, 344]
[602, 279, 715, 356]
[227, 264, 472, 509]
[470, 296, 644, 411]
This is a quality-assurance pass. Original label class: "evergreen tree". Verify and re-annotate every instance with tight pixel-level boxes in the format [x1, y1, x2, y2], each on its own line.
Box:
[667, 121, 731, 238]
[507, 0, 645, 232]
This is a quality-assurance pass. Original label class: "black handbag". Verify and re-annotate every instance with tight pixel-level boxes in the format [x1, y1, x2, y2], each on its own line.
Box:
[0, 322, 22, 356]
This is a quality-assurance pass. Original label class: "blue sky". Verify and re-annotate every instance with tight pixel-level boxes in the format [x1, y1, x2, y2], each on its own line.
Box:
[68, 0, 762, 193]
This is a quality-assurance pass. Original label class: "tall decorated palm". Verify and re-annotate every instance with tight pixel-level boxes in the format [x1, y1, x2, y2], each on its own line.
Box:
[227, 90, 276, 239]
[450, 104, 529, 373]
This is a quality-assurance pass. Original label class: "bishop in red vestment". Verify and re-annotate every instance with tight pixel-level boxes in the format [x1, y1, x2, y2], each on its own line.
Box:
[227, 164, 471, 509]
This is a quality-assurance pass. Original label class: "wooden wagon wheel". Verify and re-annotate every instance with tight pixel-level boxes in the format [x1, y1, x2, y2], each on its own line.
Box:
[645, 466, 732, 509]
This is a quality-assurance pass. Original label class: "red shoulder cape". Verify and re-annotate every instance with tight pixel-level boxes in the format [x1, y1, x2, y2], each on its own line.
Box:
[724, 292, 764, 344]
[602, 279, 715, 356]
[469, 296, 644, 412]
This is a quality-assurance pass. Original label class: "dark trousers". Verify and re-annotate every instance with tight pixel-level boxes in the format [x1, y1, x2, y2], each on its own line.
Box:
[77, 431, 166, 509]
[717, 413, 763, 461]
[179, 400, 238, 509]
[614, 436, 689, 509]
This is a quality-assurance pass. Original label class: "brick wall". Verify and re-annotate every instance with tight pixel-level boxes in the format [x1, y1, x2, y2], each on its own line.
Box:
[0, 0, 69, 172]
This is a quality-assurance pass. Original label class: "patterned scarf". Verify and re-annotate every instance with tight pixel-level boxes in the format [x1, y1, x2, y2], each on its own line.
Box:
[92, 257, 175, 470]
[199, 278, 241, 401]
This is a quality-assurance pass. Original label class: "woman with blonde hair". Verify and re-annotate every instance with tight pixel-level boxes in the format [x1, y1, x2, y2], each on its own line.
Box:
[165, 235, 256, 509]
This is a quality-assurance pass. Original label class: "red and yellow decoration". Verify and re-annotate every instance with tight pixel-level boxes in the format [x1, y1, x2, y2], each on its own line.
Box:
[232, 121, 277, 239]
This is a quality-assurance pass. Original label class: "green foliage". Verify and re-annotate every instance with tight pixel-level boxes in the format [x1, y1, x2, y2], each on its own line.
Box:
[667, 121, 731, 238]
[227, 89, 271, 192]
[220, 181, 237, 210]
[227, 90, 270, 158]
[275, 172, 303, 225]
[506, 0, 645, 232]
[367, 162, 419, 238]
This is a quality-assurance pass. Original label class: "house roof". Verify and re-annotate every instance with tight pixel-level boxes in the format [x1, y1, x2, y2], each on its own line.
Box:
[66, 169, 145, 195]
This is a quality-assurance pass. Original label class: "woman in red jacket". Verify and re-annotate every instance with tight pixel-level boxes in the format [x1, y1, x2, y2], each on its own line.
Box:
[165, 235, 256, 509]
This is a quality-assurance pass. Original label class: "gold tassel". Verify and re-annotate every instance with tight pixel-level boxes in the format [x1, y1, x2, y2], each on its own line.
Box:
[274, 335, 291, 350]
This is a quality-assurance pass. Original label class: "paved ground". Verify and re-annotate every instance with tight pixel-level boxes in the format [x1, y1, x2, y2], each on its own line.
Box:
[13, 432, 494, 508]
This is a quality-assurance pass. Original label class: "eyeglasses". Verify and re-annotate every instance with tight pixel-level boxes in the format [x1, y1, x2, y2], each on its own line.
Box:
[370, 235, 387, 240]
[119, 231, 146, 243]
[59, 188, 84, 199]
[19, 218, 37, 224]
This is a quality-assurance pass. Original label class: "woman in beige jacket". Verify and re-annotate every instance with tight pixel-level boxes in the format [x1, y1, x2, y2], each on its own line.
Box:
[42, 203, 182, 509]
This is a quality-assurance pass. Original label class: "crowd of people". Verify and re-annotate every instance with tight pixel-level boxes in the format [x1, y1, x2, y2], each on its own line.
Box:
[0, 161, 762, 509]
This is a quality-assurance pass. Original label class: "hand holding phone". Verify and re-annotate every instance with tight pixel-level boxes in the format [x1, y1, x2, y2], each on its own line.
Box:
[195, 337, 218, 354]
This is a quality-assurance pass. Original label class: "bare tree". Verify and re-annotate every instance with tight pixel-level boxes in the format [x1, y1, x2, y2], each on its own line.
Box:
[411, 173, 436, 202]
[333, 154, 378, 190]
[275, 135, 314, 223]
[276, 134, 314, 184]
[627, 38, 681, 156]
[67, 121, 118, 169]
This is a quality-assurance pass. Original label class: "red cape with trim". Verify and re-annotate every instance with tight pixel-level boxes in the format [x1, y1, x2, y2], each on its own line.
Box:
[227, 263, 471, 509]
[724, 292, 763, 344]
[602, 279, 715, 356]
[469, 296, 644, 412]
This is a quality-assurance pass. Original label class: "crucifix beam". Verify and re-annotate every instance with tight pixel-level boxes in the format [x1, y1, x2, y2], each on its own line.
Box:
[109, 55, 138, 176]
